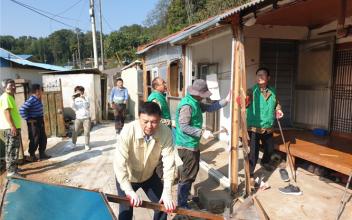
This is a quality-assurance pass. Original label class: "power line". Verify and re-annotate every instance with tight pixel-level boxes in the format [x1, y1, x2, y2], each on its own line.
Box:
[55, 0, 84, 16]
[9, 0, 77, 28]
[102, 15, 114, 32]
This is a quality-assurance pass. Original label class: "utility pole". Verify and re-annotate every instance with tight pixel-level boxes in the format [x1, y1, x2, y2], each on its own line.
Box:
[98, 0, 104, 70]
[89, 0, 99, 68]
[75, 28, 82, 69]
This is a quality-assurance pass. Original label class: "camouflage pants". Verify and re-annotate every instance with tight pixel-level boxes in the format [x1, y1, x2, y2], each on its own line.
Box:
[0, 129, 20, 173]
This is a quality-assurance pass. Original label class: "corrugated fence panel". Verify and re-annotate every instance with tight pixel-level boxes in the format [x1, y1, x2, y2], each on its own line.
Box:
[294, 89, 331, 129]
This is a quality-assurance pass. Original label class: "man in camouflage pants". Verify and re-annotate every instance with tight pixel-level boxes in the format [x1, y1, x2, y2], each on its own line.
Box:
[0, 79, 22, 178]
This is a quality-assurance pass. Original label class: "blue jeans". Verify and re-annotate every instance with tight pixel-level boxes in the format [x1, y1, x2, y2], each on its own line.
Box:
[116, 172, 167, 220]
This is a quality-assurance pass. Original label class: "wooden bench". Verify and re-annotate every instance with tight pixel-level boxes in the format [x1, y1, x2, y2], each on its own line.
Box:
[273, 130, 352, 176]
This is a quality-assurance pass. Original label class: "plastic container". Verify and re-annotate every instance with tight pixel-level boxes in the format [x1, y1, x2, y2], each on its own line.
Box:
[312, 128, 328, 137]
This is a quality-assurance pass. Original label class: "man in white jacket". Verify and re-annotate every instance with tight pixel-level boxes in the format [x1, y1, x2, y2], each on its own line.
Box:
[114, 102, 176, 220]
[71, 86, 91, 150]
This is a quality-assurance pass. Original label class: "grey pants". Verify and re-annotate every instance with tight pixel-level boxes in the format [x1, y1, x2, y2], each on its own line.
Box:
[72, 118, 91, 145]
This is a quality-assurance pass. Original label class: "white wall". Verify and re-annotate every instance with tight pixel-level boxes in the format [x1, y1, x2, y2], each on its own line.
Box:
[0, 67, 43, 85]
[191, 32, 233, 141]
[42, 74, 101, 123]
[121, 66, 140, 119]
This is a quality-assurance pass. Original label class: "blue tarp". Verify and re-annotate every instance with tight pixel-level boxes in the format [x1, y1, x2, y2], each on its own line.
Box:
[2, 178, 115, 220]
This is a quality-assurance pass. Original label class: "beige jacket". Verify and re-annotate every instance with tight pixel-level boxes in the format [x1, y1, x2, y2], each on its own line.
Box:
[113, 120, 175, 199]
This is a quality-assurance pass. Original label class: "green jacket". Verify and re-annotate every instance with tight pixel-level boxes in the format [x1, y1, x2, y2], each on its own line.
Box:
[147, 91, 171, 120]
[247, 84, 277, 129]
[175, 94, 203, 148]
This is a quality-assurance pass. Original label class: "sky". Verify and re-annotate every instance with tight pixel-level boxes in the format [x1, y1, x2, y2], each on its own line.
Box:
[0, 0, 159, 38]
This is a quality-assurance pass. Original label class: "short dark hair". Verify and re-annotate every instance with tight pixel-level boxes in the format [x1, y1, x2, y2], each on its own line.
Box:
[151, 77, 161, 89]
[138, 102, 161, 116]
[256, 67, 270, 76]
[31, 84, 42, 93]
[116, 78, 123, 83]
[74, 86, 85, 93]
[1, 79, 15, 90]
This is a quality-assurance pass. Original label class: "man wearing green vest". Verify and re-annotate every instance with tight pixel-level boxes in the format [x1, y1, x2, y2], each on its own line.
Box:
[147, 77, 171, 127]
[175, 79, 231, 208]
[0, 79, 22, 178]
[246, 67, 283, 180]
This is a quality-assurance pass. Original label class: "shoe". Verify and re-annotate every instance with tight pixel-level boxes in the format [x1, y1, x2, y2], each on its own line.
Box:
[85, 145, 91, 151]
[67, 143, 76, 150]
[27, 155, 38, 162]
[39, 153, 52, 160]
[7, 172, 24, 178]
[279, 168, 290, 182]
[278, 184, 302, 195]
[261, 162, 275, 172]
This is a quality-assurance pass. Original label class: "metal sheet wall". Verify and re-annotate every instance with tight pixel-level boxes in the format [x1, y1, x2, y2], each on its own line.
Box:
[260, 39, 298, 128]
[294, 38, 334, 129]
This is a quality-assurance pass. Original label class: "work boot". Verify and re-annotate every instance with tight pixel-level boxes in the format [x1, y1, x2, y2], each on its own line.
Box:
[27, 154, 38, 162]
[39, 153, 51, 160]
[177, 182, 192, 209]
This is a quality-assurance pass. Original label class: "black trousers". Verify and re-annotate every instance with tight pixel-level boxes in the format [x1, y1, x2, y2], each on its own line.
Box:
[248, 131, 274, 177]
[116, 172, 166, 220]
[113, 103, 126, 131]
[27, 117, 47, 157]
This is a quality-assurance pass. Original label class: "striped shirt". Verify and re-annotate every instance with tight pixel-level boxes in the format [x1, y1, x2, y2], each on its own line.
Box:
[20, 95, 43, 120]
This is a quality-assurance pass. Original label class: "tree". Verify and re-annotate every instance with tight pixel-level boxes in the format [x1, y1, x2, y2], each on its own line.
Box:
[105, 25, 150, 65]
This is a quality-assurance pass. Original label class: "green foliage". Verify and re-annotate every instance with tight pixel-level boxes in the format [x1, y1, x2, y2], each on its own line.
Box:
[105, 24, 150, 65]
[0, 0, 248, 67]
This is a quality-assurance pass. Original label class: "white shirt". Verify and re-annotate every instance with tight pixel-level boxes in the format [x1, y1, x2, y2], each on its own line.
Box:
[72, 96, 90, 119]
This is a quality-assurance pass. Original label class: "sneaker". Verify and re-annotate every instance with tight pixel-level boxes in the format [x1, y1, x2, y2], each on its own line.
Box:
[85, 145, 91, 151]
[39, 153, 52, 160]
[7, 172, 24, 179]
[67, 143, 76, 150]
[278, 184, 302, 195]
[279, 168, 290, 182]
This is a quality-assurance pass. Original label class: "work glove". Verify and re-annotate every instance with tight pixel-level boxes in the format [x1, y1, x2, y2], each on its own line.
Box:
[225, 90, 232, 103]
[236, 96, 251, 107]
[159, 193, 176, 213]
[276, 110, 284, 119]
[126, 191, 142, 207]
[202, 129, 214, 140]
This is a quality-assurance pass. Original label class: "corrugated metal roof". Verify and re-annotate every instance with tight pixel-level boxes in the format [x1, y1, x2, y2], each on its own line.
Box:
[121, 60, 141, 71]
[219, 0, 268, 20]
[0, 48, 70, 71]
[41, 68, 102, 75]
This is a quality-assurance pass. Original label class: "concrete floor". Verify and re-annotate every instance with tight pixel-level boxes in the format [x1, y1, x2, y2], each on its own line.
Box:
[199, 139, 352, 220]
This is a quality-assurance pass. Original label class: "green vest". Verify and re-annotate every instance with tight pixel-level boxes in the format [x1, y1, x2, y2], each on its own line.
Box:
[247, 84, 277, 129]
[175, 94, 203, 148]
[147, 91, 171, 120]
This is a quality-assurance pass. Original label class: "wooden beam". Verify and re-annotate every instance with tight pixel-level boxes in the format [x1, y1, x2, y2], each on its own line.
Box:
[337, 0, 348, 37]
[141, 57, 148, 101]
[230, 15, 240, 193]
[105, 194, 224, 220]
[182, 45, 186, 96]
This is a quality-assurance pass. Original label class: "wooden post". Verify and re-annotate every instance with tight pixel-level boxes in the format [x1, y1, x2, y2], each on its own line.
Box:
[141, 57, 148, 101]
[337, 0, 347, 37]
[182, 45, 186, 96]
[230, 15, 240, 193]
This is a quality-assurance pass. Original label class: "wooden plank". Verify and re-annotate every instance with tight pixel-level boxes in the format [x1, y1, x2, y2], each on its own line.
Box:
[142, 57, 148, 101]
[230, 15, 240, 193]
[253, 196, 270, 220]
[48, 93, 57, 136]
[55, 92, 65, 137]
[274, 130, 352, 175]
[105, 194, 224, 220]
[42, 93, 51, 137]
